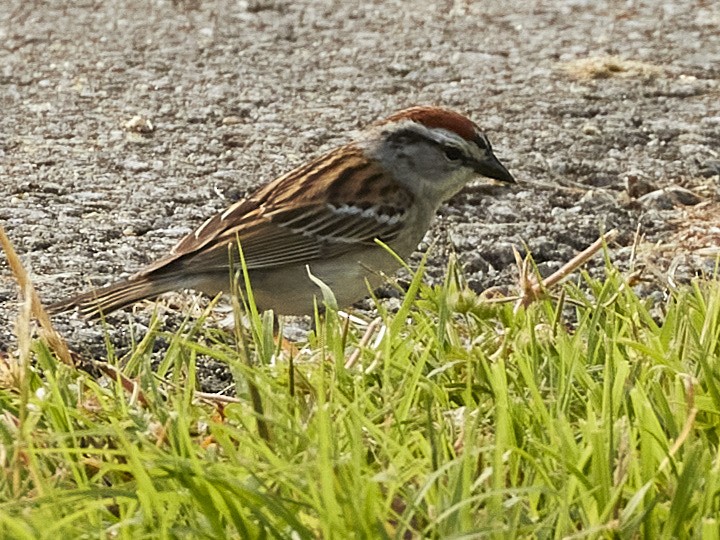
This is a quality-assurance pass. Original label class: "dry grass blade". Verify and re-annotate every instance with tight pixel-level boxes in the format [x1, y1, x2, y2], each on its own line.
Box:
[481, 229, 619, 308]
[156, 374, 242, 405]
[657, 375, 698, 474]
[542, 229, 619, 289]
[514, 229, 618, 310]
[192, 390, 243, 405]
[345, 317, 382, 369]
[560, 56, 661, 79]
[0, 226, 74, 366]
[0, 226, 154, 406]
[93, 360, 150, 407]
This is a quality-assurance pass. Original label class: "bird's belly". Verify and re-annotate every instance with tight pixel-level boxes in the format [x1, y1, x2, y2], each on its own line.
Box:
[248, 247, 405, 316]
[190, 233, 423, 317]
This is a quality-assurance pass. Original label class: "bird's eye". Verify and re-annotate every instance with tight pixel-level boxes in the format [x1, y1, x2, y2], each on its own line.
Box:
[443, 146, 463, 161]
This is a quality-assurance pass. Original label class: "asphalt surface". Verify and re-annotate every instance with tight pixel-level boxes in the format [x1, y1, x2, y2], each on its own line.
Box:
[1, 0, 718, 388]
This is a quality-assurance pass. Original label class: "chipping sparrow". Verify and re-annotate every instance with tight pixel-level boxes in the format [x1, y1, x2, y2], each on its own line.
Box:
[49, 106, 515, 318]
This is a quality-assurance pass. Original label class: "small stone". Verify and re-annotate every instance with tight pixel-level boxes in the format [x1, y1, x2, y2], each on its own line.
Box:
[222, 116, 244, 125]
[678, 143, 709, 157]
[40, 182, 64, 195]
[638, 186, 702, 208]
[124, 115, 154, 134]
[387, 63, 411, 76]
[699, 160, 720, 178]
[669, 186, 702, 206]
[624, 171, 657, 199]
[121, 158, 151, 173]
[581, 122, 601, 136]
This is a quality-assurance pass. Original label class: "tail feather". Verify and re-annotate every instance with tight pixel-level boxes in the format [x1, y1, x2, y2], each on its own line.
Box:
[47, 276, 177, 319]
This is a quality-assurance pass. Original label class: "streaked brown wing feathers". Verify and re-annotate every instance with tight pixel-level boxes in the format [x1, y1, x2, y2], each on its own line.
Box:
[173, 202, 406, 272]
[138, 143, 413, 276]
[168, 198, 261, 256]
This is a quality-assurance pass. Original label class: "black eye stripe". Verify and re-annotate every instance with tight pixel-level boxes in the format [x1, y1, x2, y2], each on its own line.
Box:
[386, 127, 482, 165]
[473, 133, 490, 151]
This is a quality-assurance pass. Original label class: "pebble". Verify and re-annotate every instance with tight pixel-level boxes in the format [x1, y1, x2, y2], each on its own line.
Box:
[121, 158, 151, 173]
[699, 160, 720, 178]
[124, 115, 155, 134]
[638, 186, 702, 209]
[624, 171, 658, 199]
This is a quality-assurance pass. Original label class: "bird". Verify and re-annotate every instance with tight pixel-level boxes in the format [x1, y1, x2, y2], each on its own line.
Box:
[48, 106, 515, 319]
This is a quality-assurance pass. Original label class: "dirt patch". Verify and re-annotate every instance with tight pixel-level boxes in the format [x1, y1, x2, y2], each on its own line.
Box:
[1, 0, 718, 387]
[561, 56, 662, 80]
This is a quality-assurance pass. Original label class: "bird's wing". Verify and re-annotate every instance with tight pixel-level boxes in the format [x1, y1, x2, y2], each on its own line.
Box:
[171, 201, 409, 273]
[137, 198, 411, 277]
[138, 143, 415, 276]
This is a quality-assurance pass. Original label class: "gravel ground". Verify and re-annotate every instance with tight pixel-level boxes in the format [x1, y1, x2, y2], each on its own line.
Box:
[1, 0, 718, 388]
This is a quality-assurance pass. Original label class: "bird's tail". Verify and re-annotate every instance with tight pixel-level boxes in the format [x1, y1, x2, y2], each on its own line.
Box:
[46, 275, 178, 319]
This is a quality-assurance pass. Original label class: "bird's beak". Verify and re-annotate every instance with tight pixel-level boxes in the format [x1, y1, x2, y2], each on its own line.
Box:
[473, 153, 515, 184]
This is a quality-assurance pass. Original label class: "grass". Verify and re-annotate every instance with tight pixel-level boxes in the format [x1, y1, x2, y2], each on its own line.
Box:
[1, 258, 720, 538]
